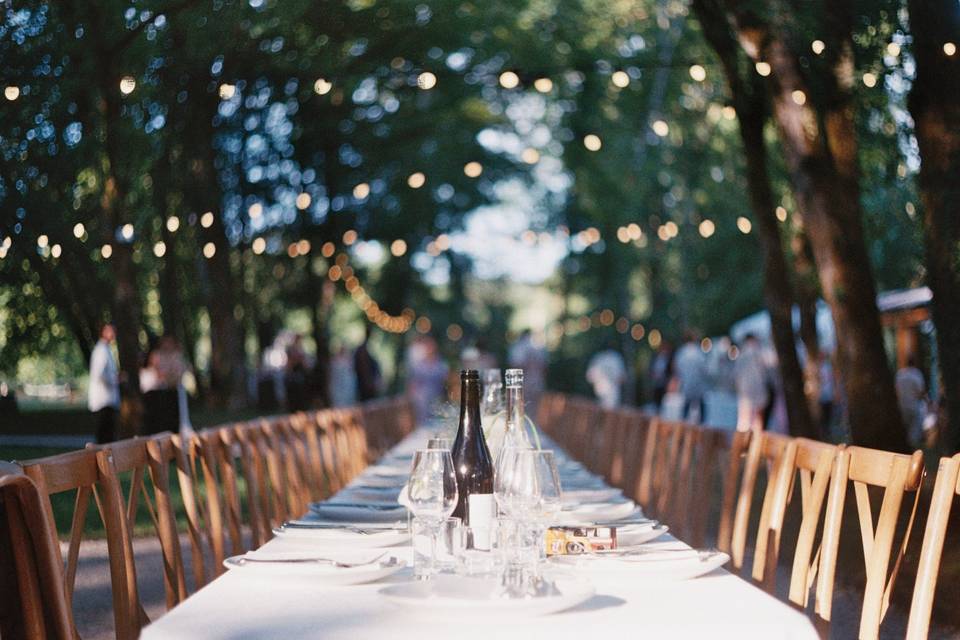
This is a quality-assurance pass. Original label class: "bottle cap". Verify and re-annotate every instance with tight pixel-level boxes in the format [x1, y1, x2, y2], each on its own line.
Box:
[460, 369, 480, 380]
[505, 368, 523, 387]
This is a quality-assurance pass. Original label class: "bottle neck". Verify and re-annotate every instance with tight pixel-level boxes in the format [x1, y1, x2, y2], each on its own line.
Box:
[458, 377, 482, 437]
[505, 385, 524, 431]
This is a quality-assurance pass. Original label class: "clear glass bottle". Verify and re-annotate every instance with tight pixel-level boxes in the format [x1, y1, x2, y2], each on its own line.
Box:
[498, 368, 532, 465]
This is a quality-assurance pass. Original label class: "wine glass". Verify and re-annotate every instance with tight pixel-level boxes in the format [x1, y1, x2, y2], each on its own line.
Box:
[427, 436, 452, 450]
[529, 450, 562, 568]
[408, 449, 458, 578]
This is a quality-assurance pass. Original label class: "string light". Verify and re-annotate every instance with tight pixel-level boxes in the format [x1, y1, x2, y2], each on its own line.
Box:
[755, 62, 772, 77]
[611, 71, 630, 88]
[407, 172, 426, 188]
[37, 235, 49, 248]
[101, 244, 113, 259]
[342, 229, 358, 245]
[200, 211, 215, 228]
[886, 43, 901, 57]
[248, 203, 263, 219]
[689, 65, 706, 82]
[252, 237, 266, 255]
[120, 224, 134, 240]
[166, 216, 180, 232]
[862, 72, 877, 88]
[776, 206, 788, 222]
[417, 72, 437, 90]
[153, 241, 166, 257]
[499, 71, 520, 89]
[203, 242, 217, 258]
[353, 183, 370, 199]
[463, 162, 483, 178]
[698, 219, 715, 238]
[944, 42, 957, 57]
[119, 76, 136, 95]
[791, 90, 806, 105]
[4, 86, 19, 101]
[296, 193, 312, 210]
[314, 78, 333, 95]
[218, 83, 236, 99]
[50, 244, 62, 258]
[521, 148, 540, 164]
[73, 223, 85, 239]
[737, 216, 752, 234]
[648, 329, 662, 349]
[583, 134, 602, 151]
[390, 239, 407, 257]
[811, 40, 826, 55]
[533, 78, 553, 93]
[652, 120, 669, 137]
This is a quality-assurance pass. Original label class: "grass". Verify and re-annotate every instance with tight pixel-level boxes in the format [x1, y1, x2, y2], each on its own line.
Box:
[0, 402, 264, 436]
[1, 402, 263, 540]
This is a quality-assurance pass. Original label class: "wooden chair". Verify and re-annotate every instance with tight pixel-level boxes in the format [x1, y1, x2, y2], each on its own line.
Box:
[905, 454, 960, 639]
[89, 435, 188, 616]
[808, 446, 924, 639]
[0, 462, 73, 640]
[19, 448, 140, 640]
[728, 431, 796, 574]
[783, 438, 840, 600]
[716, 429, 752, 556]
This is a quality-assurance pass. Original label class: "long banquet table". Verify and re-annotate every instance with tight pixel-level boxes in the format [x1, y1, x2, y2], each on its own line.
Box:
[142, 427, 819, 639]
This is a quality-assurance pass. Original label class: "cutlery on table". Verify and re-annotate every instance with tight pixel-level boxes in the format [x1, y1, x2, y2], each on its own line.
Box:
[239, 552, 390, 568]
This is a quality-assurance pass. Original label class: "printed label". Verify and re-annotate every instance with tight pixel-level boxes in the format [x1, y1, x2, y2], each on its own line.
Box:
[468, 493, 495, 550]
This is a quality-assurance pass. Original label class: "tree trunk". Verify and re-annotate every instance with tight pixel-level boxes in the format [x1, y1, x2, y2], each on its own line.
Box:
[908, 0, 960, 452]
[185, 103, 248, 409]
[692, 0, 815, 439]
[730, 8, 907, 451]
[93, 26, 143, 435]
[792, 232, 823, 422]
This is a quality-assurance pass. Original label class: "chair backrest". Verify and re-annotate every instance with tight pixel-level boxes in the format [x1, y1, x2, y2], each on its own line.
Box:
[906, 453, 960, 640]
[90, 435, 188, 617]
[19, 448, 140, 640]
[815, 446, 924, 639]
[716, 429, 752, 555]
[785, 438, 840, 604]
[729, 431, 796, 573]
[0, 462, 73, 640]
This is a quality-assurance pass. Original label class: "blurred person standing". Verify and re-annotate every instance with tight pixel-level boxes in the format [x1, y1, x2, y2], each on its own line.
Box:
[330, 345, 357, 407]
[586, 347, 627, 409]
[818, 353, 836, 439]
[285, 333, 310, 411]
[89, 323, 120, 443]
[673, 331, 707, 423]
[141, 335, 188, 435]
[648, 340, 675, 409]
[508, 329, 548, 410]
[406, 335, 448, 422]
[734, 334, 769, 432]
[461, 337, 497, 372]
[354, 324, 383, 402]
[895, 356, 927, 446]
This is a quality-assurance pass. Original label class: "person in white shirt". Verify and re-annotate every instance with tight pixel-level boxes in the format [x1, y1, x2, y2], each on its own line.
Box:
[734, 334, 769, 433]
[586, 348, 627, 409]
[89, 323, 120, 443]
[672, 331, 708, 423]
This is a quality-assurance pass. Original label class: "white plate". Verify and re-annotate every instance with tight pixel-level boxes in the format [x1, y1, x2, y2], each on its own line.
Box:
[379, 575, 595, 618]
[554, 500, 639, 526]
[223, 551, 406, 585]
[309, 502, 408, 523]
[273, 526, 409, 548]
[615, 522, 669, 547]
[561, 488, 624, 505]
[549, 549, 729, 581]
[352, 475, 406, 488]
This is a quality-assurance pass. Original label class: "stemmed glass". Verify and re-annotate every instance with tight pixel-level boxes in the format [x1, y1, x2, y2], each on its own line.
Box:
[408, 448, 458, 579]
[528, 450, 562, 564]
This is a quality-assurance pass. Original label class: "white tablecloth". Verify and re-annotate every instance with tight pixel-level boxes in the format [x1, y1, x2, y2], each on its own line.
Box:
[143, 428, 818, 640]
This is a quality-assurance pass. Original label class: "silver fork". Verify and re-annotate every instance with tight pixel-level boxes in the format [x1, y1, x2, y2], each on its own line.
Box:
[240, 551, 389, 568]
